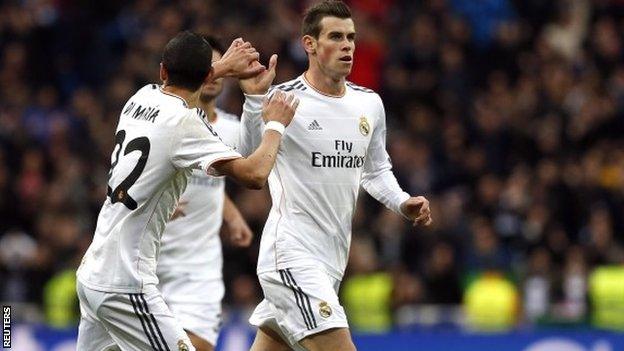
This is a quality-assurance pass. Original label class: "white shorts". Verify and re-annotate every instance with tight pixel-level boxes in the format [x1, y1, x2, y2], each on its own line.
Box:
[76, 281, 195, 351]
[158, 271, 224, 346]
[249, 266, 348, 349]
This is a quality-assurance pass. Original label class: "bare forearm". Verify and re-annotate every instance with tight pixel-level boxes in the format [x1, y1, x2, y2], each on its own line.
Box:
[222, 193, 243, 225]
[212, 60, 228, 79]
[215, 130, 281, 189]
[242, 130, 281, 184]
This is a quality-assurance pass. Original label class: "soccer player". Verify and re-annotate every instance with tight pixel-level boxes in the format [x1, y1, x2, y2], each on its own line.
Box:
[76, 31, 298, 351]
[238, 2, 432, 351]
[156, 35, 255, 351]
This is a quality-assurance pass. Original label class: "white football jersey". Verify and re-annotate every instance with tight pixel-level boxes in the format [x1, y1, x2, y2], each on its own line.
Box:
[77, 85, 241, 293]
[157, 108, 240, 280]
[240, 75, 410, 281]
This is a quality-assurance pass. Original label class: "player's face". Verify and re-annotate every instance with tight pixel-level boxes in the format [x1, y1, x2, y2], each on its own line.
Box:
[200, 50, 224, 100]
[314, 17, 356, 79]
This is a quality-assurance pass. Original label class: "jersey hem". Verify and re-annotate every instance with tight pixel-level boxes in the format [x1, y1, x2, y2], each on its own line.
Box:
[257, 261, 344, 282]
[156, 268, 223, 281]
[77, 276, 152, 294]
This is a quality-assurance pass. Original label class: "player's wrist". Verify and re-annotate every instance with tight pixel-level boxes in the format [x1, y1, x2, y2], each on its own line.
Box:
[241, 85, 269, 95]
[264, 121, 285, 135]
[214, 58, 240, 78]
[398, 193, 412, 218]
[243, 94, 264, 113]
[212, 60, 229, 79]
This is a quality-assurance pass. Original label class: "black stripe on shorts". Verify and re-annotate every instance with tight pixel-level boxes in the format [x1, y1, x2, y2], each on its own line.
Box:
[138, 293, 171, 351]
[279, 270, 313, 330]
[285, 269, 317, 329]
[129, 293, 160, 351]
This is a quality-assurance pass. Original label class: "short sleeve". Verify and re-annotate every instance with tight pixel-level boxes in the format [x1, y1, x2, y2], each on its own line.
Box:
[171, 110, 241, 174]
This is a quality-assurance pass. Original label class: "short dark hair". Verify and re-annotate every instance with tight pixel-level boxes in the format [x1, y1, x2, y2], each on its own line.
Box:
[162, 31, 213, 91]
[302, 0, 352, 38]
[201, 35, 225, 56]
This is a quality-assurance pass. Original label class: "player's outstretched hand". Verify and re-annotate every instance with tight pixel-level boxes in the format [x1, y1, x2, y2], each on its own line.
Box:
[223, 216, 254, 247]
[240, 54, 278, 95]
[214, 38, 266, 79]
[400, 196, 432, 226]
[262, 90, 299, 127]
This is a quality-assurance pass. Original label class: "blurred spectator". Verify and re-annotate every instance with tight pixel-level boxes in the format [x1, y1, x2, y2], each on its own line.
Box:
[422, 240, 462, 304]
[464, 271, 519, 331]
[464, 217, 511, 272]
[43, 269, 78, 328]
[541, 0, 590, 61]
[589, 265, 624, 331]
[342, 237, 393, 333]
[523, 248, 552, 322]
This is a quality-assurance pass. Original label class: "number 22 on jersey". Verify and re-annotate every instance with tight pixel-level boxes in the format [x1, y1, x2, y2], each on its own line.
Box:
[107, 129, 151, 210]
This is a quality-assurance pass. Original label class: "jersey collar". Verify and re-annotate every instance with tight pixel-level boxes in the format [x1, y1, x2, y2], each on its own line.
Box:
[159, 86, 189, 108]
[301, 73, 346, 98]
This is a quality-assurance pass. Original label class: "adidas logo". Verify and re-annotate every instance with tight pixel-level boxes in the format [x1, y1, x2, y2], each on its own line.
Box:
[308, 120, 323, 130]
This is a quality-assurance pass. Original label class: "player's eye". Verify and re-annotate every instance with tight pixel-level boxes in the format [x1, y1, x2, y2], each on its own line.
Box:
[347, 33, 356, 41]
[329, 33, 342, 40]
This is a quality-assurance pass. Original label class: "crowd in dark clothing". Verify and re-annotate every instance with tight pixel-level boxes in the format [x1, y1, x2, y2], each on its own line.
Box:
[1, 0, 624, 328]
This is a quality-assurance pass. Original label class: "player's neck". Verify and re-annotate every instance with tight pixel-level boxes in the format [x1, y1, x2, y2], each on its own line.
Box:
[198, 99, 217, 122]
[161, 84, 198, 107]
[304, 67, 346, 97]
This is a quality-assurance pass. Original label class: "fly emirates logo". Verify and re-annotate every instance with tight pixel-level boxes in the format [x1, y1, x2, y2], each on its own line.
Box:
[311, 140, 365, 168]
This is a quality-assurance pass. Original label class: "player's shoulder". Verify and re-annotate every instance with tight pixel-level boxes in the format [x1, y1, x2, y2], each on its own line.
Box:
[346, 80, 377, 95]
[175, 107, 221, 140]
[127, 84, 158, 104]
[269, 76, 307, 94]
[346, 81, 383, 109]
[132, 84, 192, 118]
[215, 108, 239, 122]
[215, 108, 240, 126]
[175, 106, 210, 132]
[189, 107, 215, 129]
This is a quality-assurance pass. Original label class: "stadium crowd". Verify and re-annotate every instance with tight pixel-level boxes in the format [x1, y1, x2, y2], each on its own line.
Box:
[1, 0, 624, 331]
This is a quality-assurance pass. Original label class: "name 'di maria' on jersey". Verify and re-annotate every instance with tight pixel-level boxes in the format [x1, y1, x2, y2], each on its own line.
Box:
[122, 102, 160, 123]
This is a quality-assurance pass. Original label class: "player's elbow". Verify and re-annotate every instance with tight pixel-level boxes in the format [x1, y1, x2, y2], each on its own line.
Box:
[244, 171, 267, 190]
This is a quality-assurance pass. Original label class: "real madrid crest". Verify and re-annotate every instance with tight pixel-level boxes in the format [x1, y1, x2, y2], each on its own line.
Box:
[177, 340, 190, 351]
[359, 116, 370, 136]
[319, 301, 332, 318]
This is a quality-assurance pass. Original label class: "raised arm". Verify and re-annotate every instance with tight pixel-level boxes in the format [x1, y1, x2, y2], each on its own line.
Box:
[239, 95, 265, 156]
[212, 38, 266, 79]
[238, 54, 278, 156]
[213, 91, 297, 189]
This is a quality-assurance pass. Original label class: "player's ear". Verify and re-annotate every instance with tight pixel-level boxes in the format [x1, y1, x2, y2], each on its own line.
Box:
[160, 63, 168, 84]
[302, 35, 316, 55]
